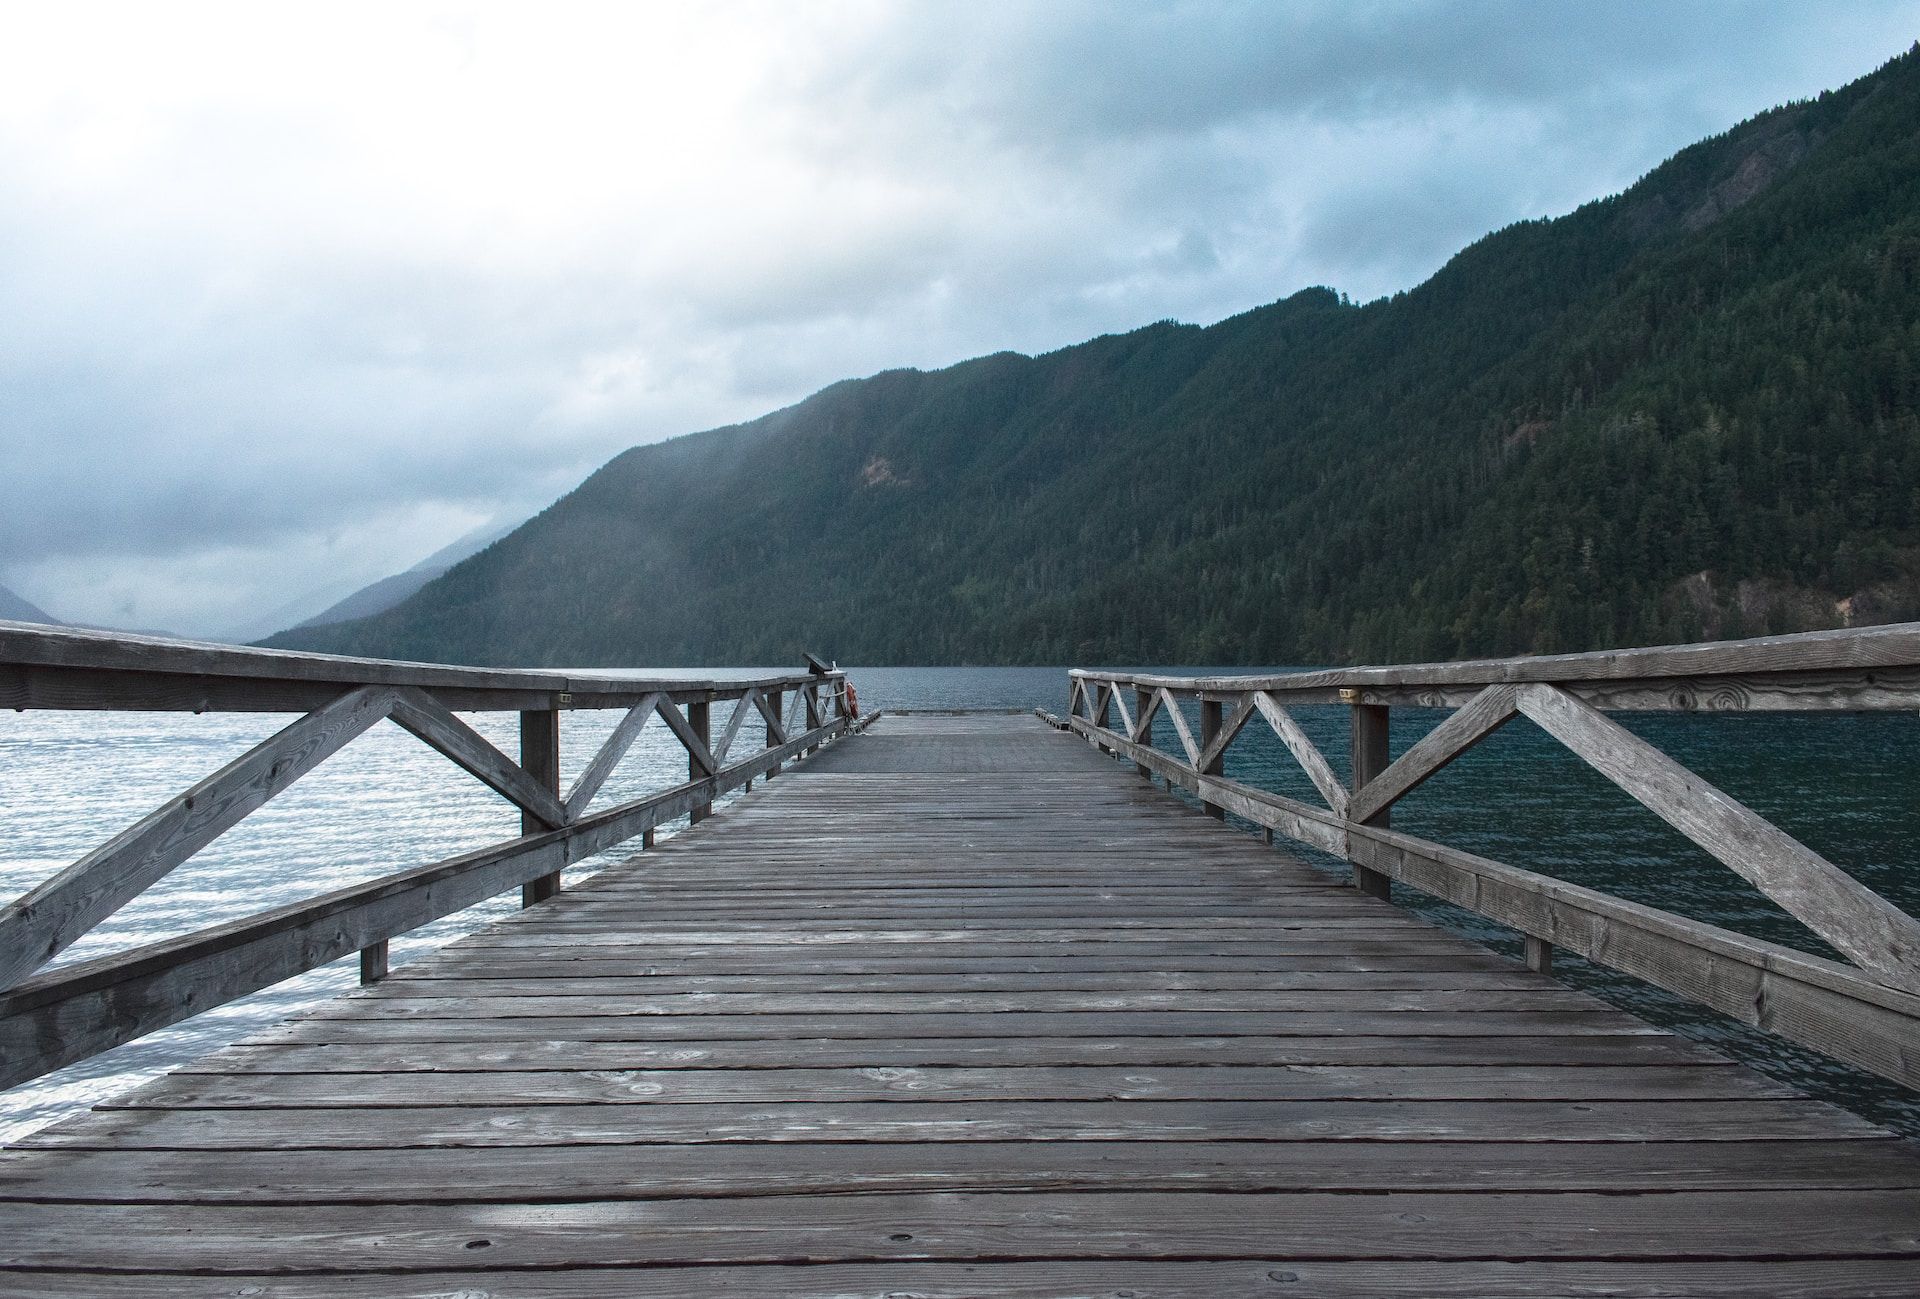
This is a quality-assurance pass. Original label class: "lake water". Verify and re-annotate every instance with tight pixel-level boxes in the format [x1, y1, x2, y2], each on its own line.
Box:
[3, 664, 1916, 1140]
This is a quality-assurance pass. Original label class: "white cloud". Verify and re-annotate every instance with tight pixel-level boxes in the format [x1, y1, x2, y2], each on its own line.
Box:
[1, 0, 1915, 635]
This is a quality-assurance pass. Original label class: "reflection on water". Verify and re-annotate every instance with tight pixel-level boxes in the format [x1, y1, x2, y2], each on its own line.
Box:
[3, 665, 1916, 1139]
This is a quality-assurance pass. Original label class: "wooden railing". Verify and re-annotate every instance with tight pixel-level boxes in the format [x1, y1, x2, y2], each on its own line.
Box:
[0, 621, 863, 1090]
[1053, 624, 1920, 1090]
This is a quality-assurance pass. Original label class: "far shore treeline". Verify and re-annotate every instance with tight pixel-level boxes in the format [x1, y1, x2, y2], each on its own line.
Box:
[268, 46, 1920, 668]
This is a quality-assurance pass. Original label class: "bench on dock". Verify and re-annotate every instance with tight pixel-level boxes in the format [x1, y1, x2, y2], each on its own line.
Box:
[0, 619, 1917, 1294]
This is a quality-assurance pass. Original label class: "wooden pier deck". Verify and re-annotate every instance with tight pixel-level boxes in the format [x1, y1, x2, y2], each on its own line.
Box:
[4, 711, 1919, 1295]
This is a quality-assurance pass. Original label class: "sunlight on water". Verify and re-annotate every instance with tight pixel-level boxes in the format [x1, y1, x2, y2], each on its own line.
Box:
[0, 680, 792, 1142]
[3, 665, 1917, 1140]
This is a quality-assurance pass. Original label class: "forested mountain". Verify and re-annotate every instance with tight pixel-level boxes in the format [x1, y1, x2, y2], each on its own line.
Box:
[269, 46, 1920, 667]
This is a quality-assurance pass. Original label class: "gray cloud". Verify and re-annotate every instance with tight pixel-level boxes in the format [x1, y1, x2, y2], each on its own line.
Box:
[1, 1, 1915, 635]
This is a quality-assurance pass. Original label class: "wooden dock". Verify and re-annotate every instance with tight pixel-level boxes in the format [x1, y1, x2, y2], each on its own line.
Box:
[4, 710, 1918, 1295]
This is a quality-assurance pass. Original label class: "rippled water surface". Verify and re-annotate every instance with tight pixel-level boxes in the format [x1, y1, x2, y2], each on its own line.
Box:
[3, 665, 1917, 1139]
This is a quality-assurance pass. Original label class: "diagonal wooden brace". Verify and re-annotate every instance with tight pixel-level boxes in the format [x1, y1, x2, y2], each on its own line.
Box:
[1251, 692, 1351, 818]
[0, 685, 396, 992]
[1345, 684, 1519, 825]
[1517, 682, 1920, 994]
[562, 693, 662, 820]
[389, 688, 569, 830]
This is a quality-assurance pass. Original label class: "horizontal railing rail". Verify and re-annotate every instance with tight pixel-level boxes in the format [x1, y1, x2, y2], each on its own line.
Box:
[1055, 623, 1920, 1090]
[0, 621, 864, 1090]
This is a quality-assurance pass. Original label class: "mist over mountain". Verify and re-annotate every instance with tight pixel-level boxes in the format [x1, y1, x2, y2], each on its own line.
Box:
[268, 46, 1920, 667]
[0, 584, 59, 627]
[281, 520, 520, 635]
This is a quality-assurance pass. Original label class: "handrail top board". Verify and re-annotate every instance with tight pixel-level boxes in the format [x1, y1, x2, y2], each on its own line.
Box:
[0, 619, 837, 710]
[1072, 622, 1920, 694]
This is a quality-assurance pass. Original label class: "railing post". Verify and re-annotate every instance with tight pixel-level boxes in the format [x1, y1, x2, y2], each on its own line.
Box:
[688, 697, 712, 824]
[803, 683, 822, 755]
[358, 938, 389, 985]
[1199, 697, 1226, 819]
[1525, 934, 1555, 975]
[1347, 693, 1392, 899]
[1134, 687, 1152, 778]
[766, 688, 784, 778]
[520, 708, 563, 906]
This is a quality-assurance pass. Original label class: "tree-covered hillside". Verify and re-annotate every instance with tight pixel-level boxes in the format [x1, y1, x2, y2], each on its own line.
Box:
[269, 46, 1920, 667]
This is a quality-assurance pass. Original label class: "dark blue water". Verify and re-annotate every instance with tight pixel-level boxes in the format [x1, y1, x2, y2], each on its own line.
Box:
[3, 665, 1915, 1139]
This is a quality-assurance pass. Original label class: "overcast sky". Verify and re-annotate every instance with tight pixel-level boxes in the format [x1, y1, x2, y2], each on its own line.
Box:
[3, 2, 1916, 637]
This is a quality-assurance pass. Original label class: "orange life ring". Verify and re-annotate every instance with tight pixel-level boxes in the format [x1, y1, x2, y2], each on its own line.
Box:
[844, 681, 860, 718]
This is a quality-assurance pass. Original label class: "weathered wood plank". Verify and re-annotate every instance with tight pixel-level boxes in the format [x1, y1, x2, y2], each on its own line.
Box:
[362, 970, 1555, 993]
[16, 1098, 1885, 1150]
[5, 1188, 1919, 1271]
[110, 1064, 1794, 1109]
[250, 1011, 1693, 1043]
[4, 708, 1913, 1289]
[7, 1260, 1920, 1298]
[1072, 621, 1920, 696]
[0, 716, 849, 1089]
[182, 1032, 1733, 1073]
[1066, 710, 1920, 1088]
[0, 618, 837, 712]
[13, 1139, 1910, 1205]
[312, 988, 1614, 1017]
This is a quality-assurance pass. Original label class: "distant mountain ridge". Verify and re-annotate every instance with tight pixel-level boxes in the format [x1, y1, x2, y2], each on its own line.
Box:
[284, 520, 518, 634]
[0, 584, 59, 626]
[268, 45, 1920, 667]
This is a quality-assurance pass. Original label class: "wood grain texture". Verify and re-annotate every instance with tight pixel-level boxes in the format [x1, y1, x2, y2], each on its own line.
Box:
[4, 1260, 1920, 1298]
[1070, 620, 1920, 695]
[3, 711, 1914, 1294]
[0, 714, 850, 1089]
[0, 619, 840, 712]
[1063, 711, 1920, 1086]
